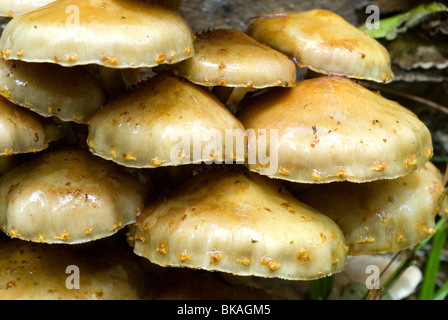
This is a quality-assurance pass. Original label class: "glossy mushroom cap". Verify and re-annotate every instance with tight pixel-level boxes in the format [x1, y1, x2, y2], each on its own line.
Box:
[0, 58, 106, 124]
[247, 9, 393, 83]
[0, 96, 58, 156]
[295, 162, 445, 255]
[0, 0, 195, 69]
[87, 74, 246, 168]
[0, 0, 56, 17]
[165, 28, 297, 88]
[237, 76, 433, 184]
[0, 147, 150, 244]
[131, 166, 347, 281]
[0, 237, 145, 300]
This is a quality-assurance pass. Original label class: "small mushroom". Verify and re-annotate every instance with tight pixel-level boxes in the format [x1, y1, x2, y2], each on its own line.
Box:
[0, 0, 56, 17]
[0, 237, 145, 300]
[0, 58, 107, 124]
[161, 28, 297, 108]
[294, 162, 445, 255]
[246, 9, 394, 83]
[0, 95, 60, 156]
[0, 0, 195, 69]
[236, 75, 433, 184]
[0, 147, 151, 244]
[131, 166, 347, 281]
[87, 74, 246, 168]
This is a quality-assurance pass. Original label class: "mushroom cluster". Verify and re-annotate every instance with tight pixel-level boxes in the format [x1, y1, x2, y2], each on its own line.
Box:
[0, 0, 445, 300]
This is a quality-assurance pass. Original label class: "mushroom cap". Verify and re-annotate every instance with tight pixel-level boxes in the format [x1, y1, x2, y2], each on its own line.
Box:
[131, 166, 347, 281]
[0, 0, 195, 68]
[0, 0, 56, 17]
[0, 58, 106, 124]
[236, 76, 433, 184]
[246, 9, 394, 83]
[0, 147, 149, 244]
[0, 237, 145, 300]
[295, 162, 444, 255]
[0, 96, 58, 156]
[164, 28, 297, 88]
[87, 74, 246, 168]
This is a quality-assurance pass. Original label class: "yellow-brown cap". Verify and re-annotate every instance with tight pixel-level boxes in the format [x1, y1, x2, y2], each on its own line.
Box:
[0, 0, 56, 17]
[0, 58, 106, 124]
[247, 9, 393, 83]
[87, 74, 246, 168]
[237, 76, 433, 184]
[131, 166, 347, 281]
[0, 96, 59, 156]
[0, 0, 195, 68]
[0, 147, 150, 244]
[165, 28, 297, 89]
[0, 237, 145, 300]
[295, 162, 445, 255]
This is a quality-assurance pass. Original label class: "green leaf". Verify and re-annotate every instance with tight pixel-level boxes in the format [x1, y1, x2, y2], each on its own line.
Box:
[419, 221, 448, 300]
[360, 2, 448, 40]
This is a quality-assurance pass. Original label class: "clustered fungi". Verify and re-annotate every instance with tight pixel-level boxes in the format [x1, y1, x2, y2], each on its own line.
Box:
[0, 0, 445, 300]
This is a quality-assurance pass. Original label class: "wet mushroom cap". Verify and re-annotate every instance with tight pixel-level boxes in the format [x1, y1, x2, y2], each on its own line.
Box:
[0, 58, 107, 124]
[0, 96, 58, 156]
[165, 28, 297, 88]
[0, 0, 56, 17]
[295, 162, 445, 255]
[0, 147, 150, 244]
[131, 166, 347, 281]
[0, 0, 195, 68]
[236, 76, 433, 184]
[0, 237, 145, 300]
[87, 74, 246, 168]
[246, 9, 393, 83]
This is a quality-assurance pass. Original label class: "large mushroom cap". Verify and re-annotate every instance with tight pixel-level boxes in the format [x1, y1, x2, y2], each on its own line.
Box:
[0, 58, 106, 124]
[0, 0, 195, 68]
[164, 28, 297, 89]
[0, 0, 56, 17]
[236, 76, 433, 184]
[131, 166, 347, 281]
[0, 96, 58, 156]
[0, 147, 150, 244]
[0, 237, 145, 300]
[295, 162, 445, 255]
[87, 74, 246, 168]
[246, 9, 393, 83]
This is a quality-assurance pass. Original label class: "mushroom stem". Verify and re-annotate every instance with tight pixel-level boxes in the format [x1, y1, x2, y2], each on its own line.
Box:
[212, 86, 234, 107]
[97, 66, 131, 98]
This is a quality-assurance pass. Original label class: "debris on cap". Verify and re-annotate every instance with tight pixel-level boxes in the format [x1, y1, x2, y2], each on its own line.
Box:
[0, 58, 107, 124]
[295, 162, 444, 254]
[0, 237, 145, 300]
[0, 147, 150, 244]
[0, 96, 60, 156]
[0, 0, 195, 69]
[247, 9, 394, 83]
[164, 28, 297, 89]
[237, 75, 433, 184]
[87, 74, 246, 168]
[131, 166, 347, 281]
